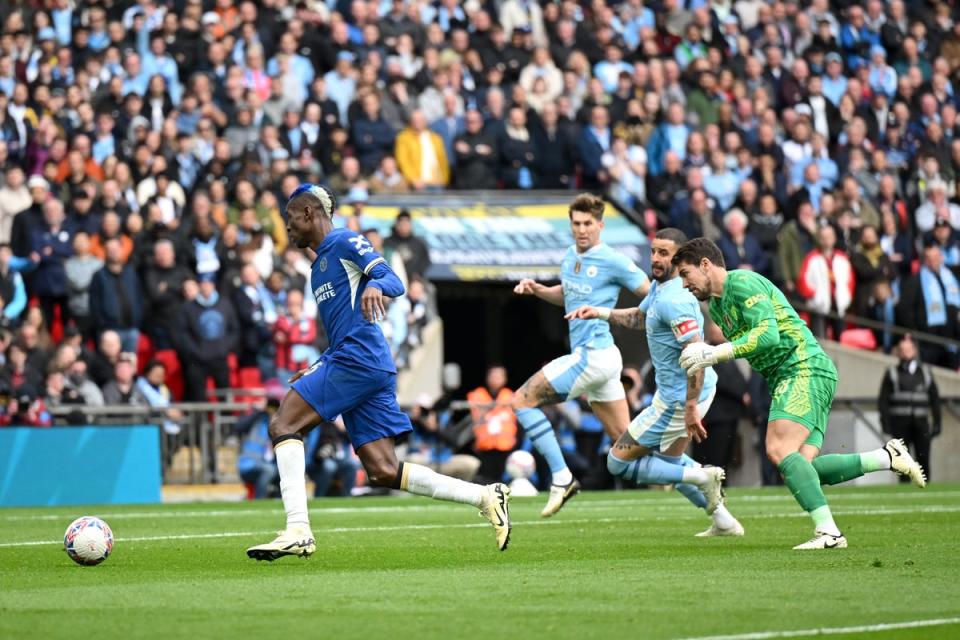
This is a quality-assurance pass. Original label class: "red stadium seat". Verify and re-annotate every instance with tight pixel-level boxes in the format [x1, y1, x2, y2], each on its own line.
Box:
[840, 328, 877, 351]
[227, 353, 239, 388]
[136, 334, 154, 374]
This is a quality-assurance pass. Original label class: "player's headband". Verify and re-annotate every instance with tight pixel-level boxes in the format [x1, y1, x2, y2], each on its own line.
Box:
[289, 183, 337, 217]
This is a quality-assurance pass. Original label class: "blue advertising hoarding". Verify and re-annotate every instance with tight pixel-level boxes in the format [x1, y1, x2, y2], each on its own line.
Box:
[0, 426, 162, 507]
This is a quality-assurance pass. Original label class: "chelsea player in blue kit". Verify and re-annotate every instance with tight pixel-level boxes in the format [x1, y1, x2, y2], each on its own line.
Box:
[567, 229, 743, 536]
[513, 194, 649, 517]
[247, 185, 511, 560]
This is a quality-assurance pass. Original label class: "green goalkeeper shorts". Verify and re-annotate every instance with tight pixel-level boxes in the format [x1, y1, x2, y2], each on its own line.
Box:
[768, 355, 838, 449]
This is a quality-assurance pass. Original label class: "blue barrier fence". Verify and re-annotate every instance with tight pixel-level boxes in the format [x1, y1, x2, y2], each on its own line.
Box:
[0, 426, 162, 507]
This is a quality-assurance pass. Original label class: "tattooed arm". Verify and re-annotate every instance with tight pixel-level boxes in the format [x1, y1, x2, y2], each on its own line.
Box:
[564, 305, 646, 331]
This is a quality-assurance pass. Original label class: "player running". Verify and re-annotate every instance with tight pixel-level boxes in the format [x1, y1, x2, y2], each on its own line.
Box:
[247, 185, 510, 561]
[673, 238, 926, 550]
[513, 194, 649, 517]
[565, 229, 739, 537]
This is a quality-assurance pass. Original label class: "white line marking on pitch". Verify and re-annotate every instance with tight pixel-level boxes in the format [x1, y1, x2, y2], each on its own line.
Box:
[3, 489, 958, 522]
[2, 505, 959, 548]
[675, 616, 960, 640]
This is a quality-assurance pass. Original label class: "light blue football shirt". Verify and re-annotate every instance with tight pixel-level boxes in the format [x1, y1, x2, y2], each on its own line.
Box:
[562, 243, 648, 350]
[640, 276, 717, 403]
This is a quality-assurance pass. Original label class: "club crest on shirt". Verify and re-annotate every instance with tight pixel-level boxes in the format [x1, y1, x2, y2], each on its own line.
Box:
[319, 257, 327, 272]
[586, 265, 598, 278]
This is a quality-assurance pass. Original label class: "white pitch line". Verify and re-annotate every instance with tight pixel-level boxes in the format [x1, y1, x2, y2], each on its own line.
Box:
[2, 505, 959, 548]
[3, 489, 958, 522]
[675, 616, 960, 640]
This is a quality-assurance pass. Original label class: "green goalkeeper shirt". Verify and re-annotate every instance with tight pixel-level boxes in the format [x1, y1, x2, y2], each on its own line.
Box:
[708, 270, 836, 385]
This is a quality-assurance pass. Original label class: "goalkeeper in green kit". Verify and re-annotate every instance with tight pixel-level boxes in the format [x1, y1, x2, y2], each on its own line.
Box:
[672, 238, 926, 549]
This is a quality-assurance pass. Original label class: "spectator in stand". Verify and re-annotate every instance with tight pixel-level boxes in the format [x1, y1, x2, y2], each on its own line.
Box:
[453, 109, 498, 190]
[30, 198, 73, 330]
[850, 225, 895, 318]
[897, 243, 960, 369]
[9, 384, 51, 427]
[384, 210, 431, 281]
[576, 105, 612, 191]
[235, 395, 281, 499]
[798, 224, 855, 339]
[306, 417, 362, 497]
[429, 91, 465, 171]
[0, 341, 43, 392]
[101, 352, 146, 406]
[718, 208, 770, 277]
[136, 359, 182, 434]
[273, 289, 318, 381]
[63, 232, 103, 340]
[142, 239, 191, 350]
[395, 110, 450, 190]
[232, 262, 276, 375]
[533, 102, 577, 189]
[778, 201, 819, 299]
[177, 273, 239, 401]
[88, 329, 122, 388]
[928, 219, 960, 278]
[368, 156, 410, 194]
[915, 179, 960, 235]
[351, 92, 397, 175]
[404, 393, 481, 481]
[499, 105, 538, 189]
[89, 237, 144, 353]
[0, 165, 30, 243]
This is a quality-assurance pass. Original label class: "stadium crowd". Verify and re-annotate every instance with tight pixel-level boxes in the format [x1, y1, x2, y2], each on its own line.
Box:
[0, 0, 955, 486]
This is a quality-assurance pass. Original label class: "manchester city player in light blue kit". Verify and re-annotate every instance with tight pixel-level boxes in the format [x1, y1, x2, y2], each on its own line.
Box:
[247, 185, 511, 560]
[513, 194, 650, 516]
[567, 229, 743, 536]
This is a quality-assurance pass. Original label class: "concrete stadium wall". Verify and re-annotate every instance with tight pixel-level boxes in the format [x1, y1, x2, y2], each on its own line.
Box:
[397, 318, 444, 405]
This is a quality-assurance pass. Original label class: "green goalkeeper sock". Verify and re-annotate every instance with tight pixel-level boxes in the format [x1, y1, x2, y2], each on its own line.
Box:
[812, 454, 865, 486]
[779, 452, 840, 535]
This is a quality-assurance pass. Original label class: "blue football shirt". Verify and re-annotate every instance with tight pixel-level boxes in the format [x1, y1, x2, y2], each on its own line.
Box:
[310, 228, 397, 373]
[640, 276, 717, 403]
[562, 243, 648, 350]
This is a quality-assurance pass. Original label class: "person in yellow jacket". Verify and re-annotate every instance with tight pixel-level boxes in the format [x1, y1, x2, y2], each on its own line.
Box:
[394, 110, 450, 190]
[467, 365, 517, 483]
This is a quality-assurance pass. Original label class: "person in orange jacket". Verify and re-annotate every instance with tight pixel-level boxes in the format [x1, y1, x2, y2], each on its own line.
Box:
[467, 365, 517, 483]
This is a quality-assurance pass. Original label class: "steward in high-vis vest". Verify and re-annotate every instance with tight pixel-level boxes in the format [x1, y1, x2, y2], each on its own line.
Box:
[467, 366, 518, 483]
[878, 335, 941, 480]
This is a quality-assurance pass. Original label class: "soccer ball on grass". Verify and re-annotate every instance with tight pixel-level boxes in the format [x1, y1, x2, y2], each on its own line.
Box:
[64, 516, 114, 566]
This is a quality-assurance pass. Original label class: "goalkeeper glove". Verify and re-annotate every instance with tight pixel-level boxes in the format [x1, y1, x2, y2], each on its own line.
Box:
[679, 342, 735, 374]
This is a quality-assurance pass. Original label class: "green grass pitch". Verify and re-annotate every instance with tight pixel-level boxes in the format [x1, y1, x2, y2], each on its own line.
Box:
[2, 484, 959, 640]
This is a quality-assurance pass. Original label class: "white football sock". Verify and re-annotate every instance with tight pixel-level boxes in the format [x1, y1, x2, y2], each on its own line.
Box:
[551, 467, 573, 486]
[275, 439, 310, 529]
[810, 505, 842, 537]
[681, 466, 710, 485]
[403, 463, 485, 508]
[711, 503, 737, 529]
[860, 448, 892, 472]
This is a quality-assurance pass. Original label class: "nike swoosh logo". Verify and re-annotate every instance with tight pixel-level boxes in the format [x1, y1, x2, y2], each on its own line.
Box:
[824, 539, 838, 549]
